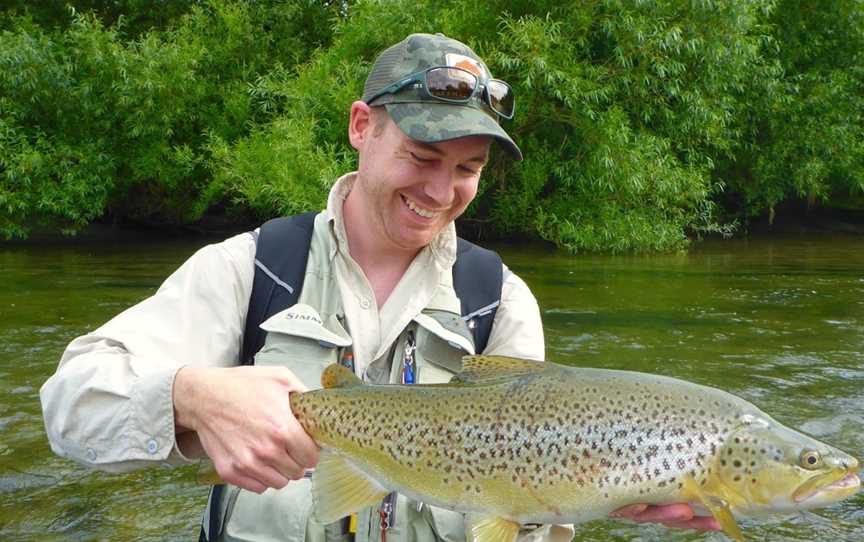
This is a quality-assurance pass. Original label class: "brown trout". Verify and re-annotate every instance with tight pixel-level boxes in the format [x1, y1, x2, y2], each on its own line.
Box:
[285, 356, 860, 541]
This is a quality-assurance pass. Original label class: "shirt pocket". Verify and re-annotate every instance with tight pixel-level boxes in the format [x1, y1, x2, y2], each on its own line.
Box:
[254, 303, 352, 390]
[413, 310, 475, 384]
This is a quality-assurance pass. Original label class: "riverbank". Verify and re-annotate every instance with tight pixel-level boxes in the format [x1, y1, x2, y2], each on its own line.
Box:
[6, 208, 864, 249]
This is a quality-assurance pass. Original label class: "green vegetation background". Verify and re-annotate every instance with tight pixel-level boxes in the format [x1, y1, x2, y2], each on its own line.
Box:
[1, 0, 862, 251]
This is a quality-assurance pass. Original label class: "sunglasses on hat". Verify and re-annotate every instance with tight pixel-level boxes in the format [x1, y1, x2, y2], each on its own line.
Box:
[364, 66, 515, 119]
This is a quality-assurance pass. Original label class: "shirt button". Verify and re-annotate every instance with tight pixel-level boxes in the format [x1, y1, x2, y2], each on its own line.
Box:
[86, 448, 97, 461]
[359, 297, 371, 310]
[147, 439, 159, 455]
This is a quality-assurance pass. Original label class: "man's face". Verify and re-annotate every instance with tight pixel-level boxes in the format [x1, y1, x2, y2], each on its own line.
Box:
[351, 109, 491, 253]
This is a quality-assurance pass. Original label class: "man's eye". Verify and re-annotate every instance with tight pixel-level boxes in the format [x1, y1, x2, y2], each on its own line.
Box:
[410, 152, 432, 163]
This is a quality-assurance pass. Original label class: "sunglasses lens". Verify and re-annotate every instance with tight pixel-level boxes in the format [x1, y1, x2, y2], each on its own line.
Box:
[426, 67, 477, 101]
[487, 80, 514, 117]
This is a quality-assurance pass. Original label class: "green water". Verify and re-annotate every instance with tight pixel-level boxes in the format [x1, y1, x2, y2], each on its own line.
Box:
[1, 234, 862, 541]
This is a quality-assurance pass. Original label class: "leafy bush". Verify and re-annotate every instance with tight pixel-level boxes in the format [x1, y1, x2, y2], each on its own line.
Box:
[0, 1, 344, 236]
[719, 0, 864, 220]
[228, 0, 771, 251]
[1, 0, 862, 251]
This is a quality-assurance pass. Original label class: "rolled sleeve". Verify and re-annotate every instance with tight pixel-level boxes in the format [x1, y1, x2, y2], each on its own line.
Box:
[40, 232, 255, 472]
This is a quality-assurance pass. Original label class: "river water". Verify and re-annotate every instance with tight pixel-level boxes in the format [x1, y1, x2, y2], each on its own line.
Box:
[1, 233, 862, 541]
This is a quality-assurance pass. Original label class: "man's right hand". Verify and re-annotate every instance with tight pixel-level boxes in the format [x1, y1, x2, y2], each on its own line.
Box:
[172, 366, 320, 494]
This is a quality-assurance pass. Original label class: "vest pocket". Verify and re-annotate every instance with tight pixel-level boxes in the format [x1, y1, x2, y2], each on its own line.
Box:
[254, 304, 351, 390]
[413, 311, 474, 384]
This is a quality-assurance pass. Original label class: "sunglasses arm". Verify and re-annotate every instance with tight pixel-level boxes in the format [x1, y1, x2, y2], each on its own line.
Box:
[364, 77, 420, 106]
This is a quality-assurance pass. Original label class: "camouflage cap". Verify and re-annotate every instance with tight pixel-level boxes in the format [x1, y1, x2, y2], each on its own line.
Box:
[363, 33, 522, 161]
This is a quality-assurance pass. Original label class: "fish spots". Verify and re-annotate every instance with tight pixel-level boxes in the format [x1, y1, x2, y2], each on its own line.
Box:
[292, 366, 761, 508]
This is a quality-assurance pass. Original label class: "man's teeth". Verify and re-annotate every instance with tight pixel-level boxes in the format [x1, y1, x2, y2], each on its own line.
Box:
[403, 196, 439, 219]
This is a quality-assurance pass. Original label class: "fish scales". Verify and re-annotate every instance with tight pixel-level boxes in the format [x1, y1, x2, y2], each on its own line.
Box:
[284, 356, 860, 541]
[295, 364, 755, 523]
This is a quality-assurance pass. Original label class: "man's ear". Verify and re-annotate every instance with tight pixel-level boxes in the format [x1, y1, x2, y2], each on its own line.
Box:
[348, 101, 374, 151]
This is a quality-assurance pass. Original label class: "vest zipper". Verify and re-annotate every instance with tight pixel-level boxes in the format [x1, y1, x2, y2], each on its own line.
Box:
[378, 330, 416, 540]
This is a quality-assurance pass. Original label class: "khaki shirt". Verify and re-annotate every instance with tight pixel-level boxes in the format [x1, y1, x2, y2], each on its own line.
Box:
[40, 172, 545, 472]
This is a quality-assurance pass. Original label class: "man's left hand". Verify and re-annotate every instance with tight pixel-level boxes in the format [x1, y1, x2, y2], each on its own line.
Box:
[610, 503, 721, 531]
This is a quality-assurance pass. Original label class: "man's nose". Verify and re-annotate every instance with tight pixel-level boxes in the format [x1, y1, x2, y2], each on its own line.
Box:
[423, 167, 454, 206]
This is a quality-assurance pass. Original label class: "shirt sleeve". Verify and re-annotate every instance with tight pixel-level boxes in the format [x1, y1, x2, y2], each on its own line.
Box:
[482, 264, 545, 361]
[39, 232, 256, 472]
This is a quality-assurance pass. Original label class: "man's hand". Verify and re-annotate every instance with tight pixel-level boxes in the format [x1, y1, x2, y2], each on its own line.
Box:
[173, 366, 320, 494]
[610, 503, 721, 531]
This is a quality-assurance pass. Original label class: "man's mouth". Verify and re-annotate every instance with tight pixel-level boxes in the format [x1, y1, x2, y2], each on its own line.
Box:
[401, 195, 441, 219]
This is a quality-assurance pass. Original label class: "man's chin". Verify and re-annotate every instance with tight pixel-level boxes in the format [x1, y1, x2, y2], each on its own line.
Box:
[391, 229, 438, 253]
[392, 219, 442, 243]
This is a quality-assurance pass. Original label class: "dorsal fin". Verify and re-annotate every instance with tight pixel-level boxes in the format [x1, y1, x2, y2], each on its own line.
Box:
[452, 355, 548, 383]
[321, 364, 362, 389]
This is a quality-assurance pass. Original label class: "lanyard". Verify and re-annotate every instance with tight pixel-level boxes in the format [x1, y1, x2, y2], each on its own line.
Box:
[379, 330, 417, 541]
[401, 330, 416, 385]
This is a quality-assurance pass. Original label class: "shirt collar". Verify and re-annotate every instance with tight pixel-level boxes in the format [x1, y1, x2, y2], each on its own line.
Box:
[324, 172, 457, 270]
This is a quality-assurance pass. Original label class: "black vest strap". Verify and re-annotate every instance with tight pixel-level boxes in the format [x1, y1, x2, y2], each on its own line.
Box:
[453, 238, 502, 354]
[203, 212, 502, 541]
[243, 212, 502, 359]
[240, 212, 317, 365]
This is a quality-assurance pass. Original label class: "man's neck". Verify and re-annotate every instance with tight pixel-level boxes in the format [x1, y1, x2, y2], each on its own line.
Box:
[342, 193, 419, 307]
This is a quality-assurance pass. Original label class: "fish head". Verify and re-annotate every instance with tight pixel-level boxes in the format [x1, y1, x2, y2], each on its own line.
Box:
[715, 413, 860, 515]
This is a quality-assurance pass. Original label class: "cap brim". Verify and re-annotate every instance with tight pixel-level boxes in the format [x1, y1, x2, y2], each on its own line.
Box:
[385, 102, 523, 161]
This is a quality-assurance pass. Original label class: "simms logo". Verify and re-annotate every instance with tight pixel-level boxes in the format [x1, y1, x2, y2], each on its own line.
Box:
[284, 312, 323, 325]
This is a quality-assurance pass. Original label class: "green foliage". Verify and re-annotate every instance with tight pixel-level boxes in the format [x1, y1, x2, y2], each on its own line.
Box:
[719, 0, 864, 218]
[1, 0, 862, 250]
[220, 0, 774, 252]
[1, 1, 198, 35]
[0, 1, 345, 237]
[477, 0, 773, 251]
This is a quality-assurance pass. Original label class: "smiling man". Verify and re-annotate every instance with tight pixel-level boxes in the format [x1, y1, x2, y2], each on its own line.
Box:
[41, 33, 714, 541]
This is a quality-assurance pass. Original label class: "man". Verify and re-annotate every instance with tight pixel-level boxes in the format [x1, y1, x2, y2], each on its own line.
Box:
[41, 33, 715, 541]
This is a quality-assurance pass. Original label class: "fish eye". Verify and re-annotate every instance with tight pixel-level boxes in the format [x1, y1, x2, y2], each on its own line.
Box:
[800, 450, 823, 470]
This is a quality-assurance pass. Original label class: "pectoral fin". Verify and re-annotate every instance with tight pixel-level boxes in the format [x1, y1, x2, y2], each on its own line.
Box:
[469, 517, 521, 542]
[310, 450, 389, 524]
[682, 475, 744, 541]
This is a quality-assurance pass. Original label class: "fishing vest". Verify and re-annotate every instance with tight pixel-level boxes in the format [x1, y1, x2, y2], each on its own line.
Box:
[201, 211, 503, 542]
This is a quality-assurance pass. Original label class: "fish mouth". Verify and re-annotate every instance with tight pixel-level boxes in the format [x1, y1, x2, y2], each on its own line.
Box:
[793, 471, 861, 504]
